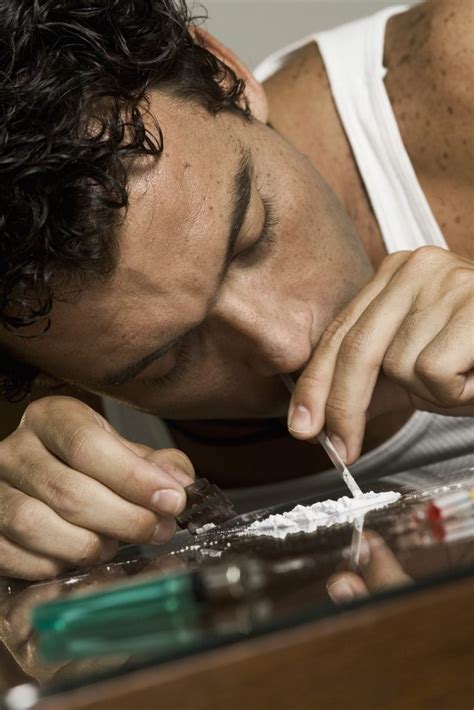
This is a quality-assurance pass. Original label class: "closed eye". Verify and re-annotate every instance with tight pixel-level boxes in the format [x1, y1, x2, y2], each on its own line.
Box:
[140, 336, 193, 387]
[237, 195, 277, 264]
[138, 197, 277, 388]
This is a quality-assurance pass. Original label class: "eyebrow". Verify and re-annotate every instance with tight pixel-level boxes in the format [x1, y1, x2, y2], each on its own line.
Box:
[98, 150, 253, 388]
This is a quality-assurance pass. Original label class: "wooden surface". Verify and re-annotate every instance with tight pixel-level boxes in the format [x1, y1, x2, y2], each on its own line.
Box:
[36, 575, 474, 710]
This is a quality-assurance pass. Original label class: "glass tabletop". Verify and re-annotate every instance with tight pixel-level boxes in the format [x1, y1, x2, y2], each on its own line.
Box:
[1, 466, 473, 704]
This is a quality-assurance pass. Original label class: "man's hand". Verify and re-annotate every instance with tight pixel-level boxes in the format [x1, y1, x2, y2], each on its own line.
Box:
[0, 396, 195, 580]
[288, 247, 474, 463]
[326, 531, 412, 604]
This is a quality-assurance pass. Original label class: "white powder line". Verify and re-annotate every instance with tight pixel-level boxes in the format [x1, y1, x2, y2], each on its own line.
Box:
[195, 522, 217, 535]
[242, 491, 401, 540]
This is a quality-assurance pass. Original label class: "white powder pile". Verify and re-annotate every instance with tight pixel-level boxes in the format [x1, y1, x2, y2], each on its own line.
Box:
[195, 522, 217, 534]
[244, 491, 401, 540]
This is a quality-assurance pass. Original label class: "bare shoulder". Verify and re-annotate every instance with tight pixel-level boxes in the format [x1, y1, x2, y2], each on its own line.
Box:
[385, 0, 474, 128]
[263, 41, 328, 149]
[425, 0, 473, 68]
[262, 41, 357, 195]
[385, 1, 473, 257]
[420, 0, 473, 104]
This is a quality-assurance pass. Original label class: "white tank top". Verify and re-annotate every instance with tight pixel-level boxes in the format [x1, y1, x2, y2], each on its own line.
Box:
[254, 4, 448, 254]
[103, 6, 472, 510]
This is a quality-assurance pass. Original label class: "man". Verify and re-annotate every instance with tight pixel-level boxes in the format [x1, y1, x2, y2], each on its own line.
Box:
[0, 0, 472, 580]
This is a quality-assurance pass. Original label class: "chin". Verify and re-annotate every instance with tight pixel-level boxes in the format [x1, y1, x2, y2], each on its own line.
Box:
[142, 387, 289, 420]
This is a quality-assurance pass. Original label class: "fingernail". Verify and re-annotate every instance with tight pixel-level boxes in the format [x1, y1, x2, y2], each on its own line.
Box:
[150, 489, 183, 516]
[151, 523, 173, 544]
[329, 434, 347, 462]
[151, 463, 193, 488]
[288, 405, 312, 433]
[327, 578, 354, 603]
[173, 472, 195, 488]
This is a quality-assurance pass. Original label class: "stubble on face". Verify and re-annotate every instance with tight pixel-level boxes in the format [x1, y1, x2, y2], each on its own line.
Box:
[1, 92, 373, 419]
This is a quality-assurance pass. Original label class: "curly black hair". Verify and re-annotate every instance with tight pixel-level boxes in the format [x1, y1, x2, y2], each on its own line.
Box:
[0, 0, 249, 401]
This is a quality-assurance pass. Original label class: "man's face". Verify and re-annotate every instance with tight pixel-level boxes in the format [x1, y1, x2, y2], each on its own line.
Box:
[5, 91, 373, 419]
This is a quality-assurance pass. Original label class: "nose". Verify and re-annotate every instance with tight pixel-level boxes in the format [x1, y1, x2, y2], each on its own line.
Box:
[210, 292, 313, 377]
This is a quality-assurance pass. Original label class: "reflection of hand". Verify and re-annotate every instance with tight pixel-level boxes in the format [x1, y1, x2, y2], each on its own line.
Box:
[288, 248, 474, 463]
[326, 532, 412, 604]
[0, 566, 131, 682]
[0, 396, 195, 580]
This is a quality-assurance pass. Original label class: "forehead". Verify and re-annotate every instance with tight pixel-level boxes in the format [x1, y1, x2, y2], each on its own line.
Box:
[7, 94, 244, 375]
[118, 95, 239, 320]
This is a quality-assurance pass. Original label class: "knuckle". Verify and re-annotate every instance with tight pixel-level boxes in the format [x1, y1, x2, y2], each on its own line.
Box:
[20, 398, 47, 428]
[325, 394, 351, 422]
[0, 535, 64, 582]
[63, 424, 97, 463]
[161, 449, 195, 478]
[51, 480, 91, 522]
[41, 468, 69, 511]
[407, 245, 446, 270]
[121, 508, 157, 543]
[112, 465, 141, 499]
[318, 315, 349, 351]
[0, 535, 13, 566]
[339, 327, 373, 364]
[382, 353, 408, 383]
[12, 451, 39, 491]
[75, 533, 105, 565]
[21, 396, 65, 426]
[0, 437, 17, 473]
[414, 354, 460, 405]
[414, 351, 442, 382]
[3, 497, 38, 538]
[297, 369, 325, 392]
[376, 251, 410, 278]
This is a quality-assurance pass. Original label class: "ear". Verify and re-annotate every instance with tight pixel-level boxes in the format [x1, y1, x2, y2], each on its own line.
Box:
[191, 27, 269, 123]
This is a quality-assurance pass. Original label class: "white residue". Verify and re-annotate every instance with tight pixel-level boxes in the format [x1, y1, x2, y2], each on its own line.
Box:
[195, 522, 217, 534]
[198, 548, 223, 558]
[244, 491, 401, 540]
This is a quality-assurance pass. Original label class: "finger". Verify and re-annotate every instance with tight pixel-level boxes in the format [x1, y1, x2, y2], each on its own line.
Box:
[0, 482, 118, 566]
[361, 532, 411, 591]
[323, 268, 420, 461]
[1, 451, 167, 544]
[24, 397, 191, 514]
[142, 448, 196, 486]
[149, 515, 177, 545]
[326, 572, 368, 604]
[414, 308, 474, 405]
[381, 305, 453, 404]
[2, 580, 62, 655]
[106, 430, 196, 486]
[52, 655, 131, 684]
[367, 374, 474, 421]
[379, 289, 474, 405]
[288, 252, 410, 439]
[0, 535, 65, 581]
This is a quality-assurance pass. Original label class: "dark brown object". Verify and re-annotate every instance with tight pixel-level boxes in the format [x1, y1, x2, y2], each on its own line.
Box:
[176, 478, 236, 534]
